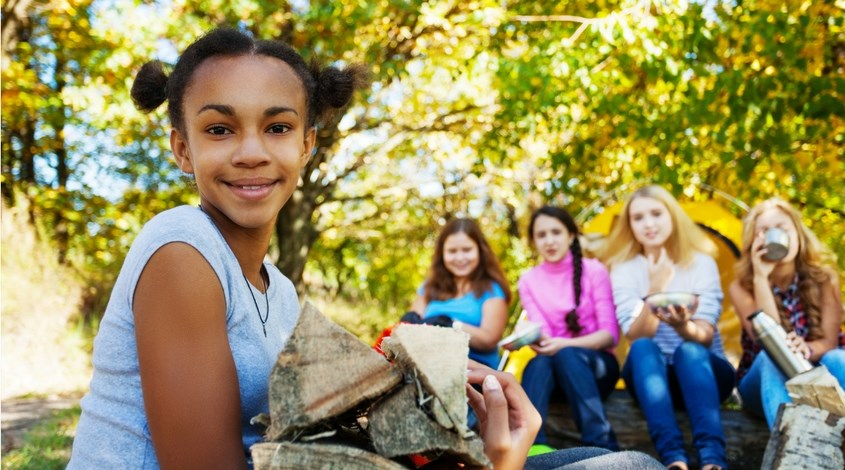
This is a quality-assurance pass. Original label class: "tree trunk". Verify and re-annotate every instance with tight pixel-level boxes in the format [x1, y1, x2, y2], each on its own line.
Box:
[273, 114, 345, 290]
[274, 189, 319, 291]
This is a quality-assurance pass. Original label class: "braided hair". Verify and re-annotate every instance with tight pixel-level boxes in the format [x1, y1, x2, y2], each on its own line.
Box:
[529, 206, 584, 336]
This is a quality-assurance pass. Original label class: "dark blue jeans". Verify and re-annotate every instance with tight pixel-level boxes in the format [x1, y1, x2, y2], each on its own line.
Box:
[622, 338, 735, 468]
[521, 347, 620, 450]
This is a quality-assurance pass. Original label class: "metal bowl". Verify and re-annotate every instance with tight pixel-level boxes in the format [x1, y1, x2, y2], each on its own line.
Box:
[643, 291, 700, 311]
[498, 322, 542, 351]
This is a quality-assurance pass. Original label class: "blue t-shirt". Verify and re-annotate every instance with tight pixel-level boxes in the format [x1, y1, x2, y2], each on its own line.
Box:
[420, 282, 506, 368]
[68, 206, 300, 469]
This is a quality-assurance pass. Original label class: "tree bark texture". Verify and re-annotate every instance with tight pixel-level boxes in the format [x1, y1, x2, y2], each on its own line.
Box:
[762, 403, 845, 470]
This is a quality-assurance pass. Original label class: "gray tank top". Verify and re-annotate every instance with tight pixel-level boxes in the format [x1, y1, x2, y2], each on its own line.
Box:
[68, 205, 299, 468]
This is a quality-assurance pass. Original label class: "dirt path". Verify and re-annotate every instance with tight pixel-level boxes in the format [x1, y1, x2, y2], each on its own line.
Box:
[1, 394, 81, 453]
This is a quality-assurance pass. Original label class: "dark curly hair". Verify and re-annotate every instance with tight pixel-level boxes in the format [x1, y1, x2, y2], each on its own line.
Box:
[529, 206, 584, 336]
[130, 28, 367, 132]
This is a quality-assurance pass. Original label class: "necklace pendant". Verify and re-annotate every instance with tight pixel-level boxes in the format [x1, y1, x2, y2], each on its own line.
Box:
[262, 323, 267, 337]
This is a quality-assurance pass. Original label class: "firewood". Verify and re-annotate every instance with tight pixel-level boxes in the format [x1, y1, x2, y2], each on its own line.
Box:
[380, 324, 471, 437]
[266, 301, 403, 441]
[762, 403, 845, 469]
[785, 365, 845, 416]
[368, 383, 490, 468]
[251, 441, 408, 470]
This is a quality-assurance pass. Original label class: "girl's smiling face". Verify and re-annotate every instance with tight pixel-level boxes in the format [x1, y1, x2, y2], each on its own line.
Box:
[628, 196, 673, 253]
[171, 54, 314, 233]
[532, 214, 574, 263]
[442, 232, 480, 281]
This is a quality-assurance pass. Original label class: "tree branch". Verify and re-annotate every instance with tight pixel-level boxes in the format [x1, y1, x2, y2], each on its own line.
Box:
[510, 1, 650, 46]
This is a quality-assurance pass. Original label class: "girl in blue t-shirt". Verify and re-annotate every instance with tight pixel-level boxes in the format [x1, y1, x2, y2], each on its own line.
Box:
[409, 218, 512, 368]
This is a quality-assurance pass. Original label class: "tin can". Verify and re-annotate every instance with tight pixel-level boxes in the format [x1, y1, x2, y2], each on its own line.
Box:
[763, 227, 790, 261]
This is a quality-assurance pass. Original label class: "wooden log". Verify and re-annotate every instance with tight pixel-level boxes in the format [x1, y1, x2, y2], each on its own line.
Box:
[251, 441, 408, 470]
[266, 302, 403, 441]
[368, 382, 490, 468]
[544, 390, 770, 469]
[762, 403, 845, 469]
[786, 365, 845, 416]
[381, 324, 471, 437]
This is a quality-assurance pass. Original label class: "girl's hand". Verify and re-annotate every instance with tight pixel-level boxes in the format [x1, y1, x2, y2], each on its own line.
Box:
[647, 248, 675, 294]
[654, 303, 694, 328]
[750, 231, 777, 279]
[466, 361, 541, 470]
[786, 331, 812, 360]
[530, 335, 567, 356]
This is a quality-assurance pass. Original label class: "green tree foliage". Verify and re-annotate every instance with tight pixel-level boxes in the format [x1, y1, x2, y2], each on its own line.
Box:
[1, 0, 842, 334]
[489, 0, 843, 261]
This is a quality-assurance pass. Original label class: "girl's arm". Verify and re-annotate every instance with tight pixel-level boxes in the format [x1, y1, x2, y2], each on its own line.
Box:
[410, 293, 428, 315]
[611, 260, 661, 340]
[748, 230, 783, 326]
[729, 279, 759, 340]
[532, 330, 614, 356]
[591, 262, 620, 347]
[134, 243, 248, 470]
[671, 254, 722, 346]
[805, 269, 844, 360]
[459, 296, 509, 352]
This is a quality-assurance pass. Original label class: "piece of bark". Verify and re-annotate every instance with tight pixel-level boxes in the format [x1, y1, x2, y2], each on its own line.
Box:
[266, 301, 403, 441]
[786, 365, 845, 416]
[762, 403, 845, 469]
[380, 324, 471, 437]
[252, 441, 408, 470]
[368, 382, 490, 468]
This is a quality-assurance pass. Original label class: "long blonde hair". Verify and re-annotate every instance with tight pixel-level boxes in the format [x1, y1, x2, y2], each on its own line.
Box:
[600, 185, 717, 269]
[735, 197, 837, 340]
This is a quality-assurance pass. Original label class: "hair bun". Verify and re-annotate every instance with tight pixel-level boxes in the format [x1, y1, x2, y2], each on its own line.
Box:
[131, 60, 169, 113]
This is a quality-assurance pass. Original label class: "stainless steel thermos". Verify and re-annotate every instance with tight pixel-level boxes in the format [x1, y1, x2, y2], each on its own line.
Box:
[749, 310, 813, 378]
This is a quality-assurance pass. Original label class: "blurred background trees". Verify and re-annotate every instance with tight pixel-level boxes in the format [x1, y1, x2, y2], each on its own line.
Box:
[2, 0, 843, 396]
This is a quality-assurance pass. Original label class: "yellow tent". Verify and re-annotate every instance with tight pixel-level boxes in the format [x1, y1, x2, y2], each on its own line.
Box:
[503, 195, 747, 381]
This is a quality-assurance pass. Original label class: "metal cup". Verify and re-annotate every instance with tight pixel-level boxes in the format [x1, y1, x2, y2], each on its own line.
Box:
[763, 227, 789, 261]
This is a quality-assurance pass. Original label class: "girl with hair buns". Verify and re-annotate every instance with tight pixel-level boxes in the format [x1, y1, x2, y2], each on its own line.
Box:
[67, 28, 551, 470]
[68, 28, 368, 469]
[517, 206, 621, 452]
[730, 197, 845, 430]
[601, 185, 734, 470]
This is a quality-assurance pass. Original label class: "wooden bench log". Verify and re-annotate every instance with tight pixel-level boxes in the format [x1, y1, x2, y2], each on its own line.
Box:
[762, 403, 845, 469]
[544, 390, 770, 468]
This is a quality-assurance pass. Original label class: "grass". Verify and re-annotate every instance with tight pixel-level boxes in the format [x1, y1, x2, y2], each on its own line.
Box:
[1, 406, 81, 470]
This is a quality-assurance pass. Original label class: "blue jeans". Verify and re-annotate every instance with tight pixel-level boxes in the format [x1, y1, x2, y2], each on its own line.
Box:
[739, 348, 845, 429]
[621, 338, 735, 468]
[521, 347, 620, 450]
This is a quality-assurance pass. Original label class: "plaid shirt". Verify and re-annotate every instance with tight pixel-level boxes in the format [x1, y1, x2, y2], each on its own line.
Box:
[737, 276, 845, 381]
